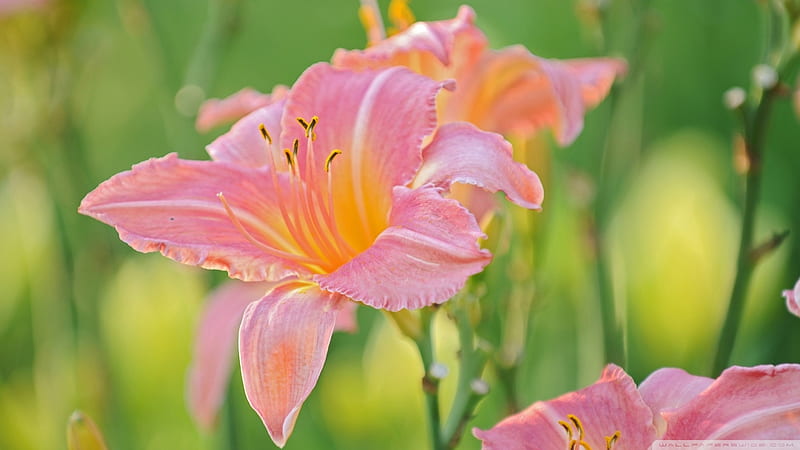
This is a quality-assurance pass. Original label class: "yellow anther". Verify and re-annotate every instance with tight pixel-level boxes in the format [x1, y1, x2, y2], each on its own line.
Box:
[605, 431, 620, 449]
[325, 149, 342, 172]
[559, 414, 621, 450]
[283, 149, 294, 168]
[559, 420, 573, 440]
[306, 116, 319, 140]
[292, 139, 299, 158]
[258, 123, 272, 145]
[568, 415, 585, 441]
[388, 0, 415, 33]
[296, 116, 318, 140]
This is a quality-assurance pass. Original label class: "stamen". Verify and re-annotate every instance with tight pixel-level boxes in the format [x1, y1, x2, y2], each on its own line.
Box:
[605, 431, 620, 449]
[217, 192, 322, 267]
[388, 0, 415, 33]
[283, 149, 294, 168]
[258, 123, 272, 145]
[297, 117, 309, 130]
[568, 415, 586, 441]
[559, 414, 621, 450]
[358, 0, 386, 45]
[325, 149, 342, 172]
[306, 116, 318, 140]
[292, 138, 299, 158]
[559, 420, 573, 440]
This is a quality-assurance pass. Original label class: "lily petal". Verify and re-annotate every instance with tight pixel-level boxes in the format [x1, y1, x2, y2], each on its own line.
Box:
[564, 58, 627, 109]
[317, 185, 491, 311]
[414, 122, 544, 210]
[783, 277, 800, 318]
[79, 154, 305, 281]
[441, 46, 590, 146]
[662, 364, 800, 439]
[239, 281, 344, 448]
[473, 364, 657, 450]
[334, 299, 359, 333]
[638, 367, 713, 436]
[196, 86, 288, 133]
[187, 281, 273, 430]
[282, 63, 450, 248]
[206, 99, 286, 168]
[333, 5, 486, 77]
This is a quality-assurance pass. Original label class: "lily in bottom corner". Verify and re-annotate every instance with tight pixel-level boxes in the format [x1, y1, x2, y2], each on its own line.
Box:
[474, 363, 800, 449]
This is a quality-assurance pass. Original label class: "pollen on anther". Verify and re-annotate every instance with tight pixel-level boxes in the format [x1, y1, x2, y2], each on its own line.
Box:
[292, 139, 300, 158]
[325, 149, 342, 172]
[258, 123, 272, 145]
[306, 116, 319, 140]
[283, 149, 294, 168]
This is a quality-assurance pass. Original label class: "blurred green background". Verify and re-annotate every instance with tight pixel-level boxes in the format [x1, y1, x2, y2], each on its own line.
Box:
[1, 0, 799, 449]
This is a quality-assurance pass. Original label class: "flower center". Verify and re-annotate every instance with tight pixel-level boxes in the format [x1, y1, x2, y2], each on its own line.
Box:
[218, 116, 357, 274]
[558, 414, 621, 450]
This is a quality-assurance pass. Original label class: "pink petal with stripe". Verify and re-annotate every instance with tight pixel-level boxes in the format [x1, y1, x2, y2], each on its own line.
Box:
[414, 122, 544, 210]
[238, 281, 345, 448]
[79, 154, 308, 281]
[662, 364, 800, 439]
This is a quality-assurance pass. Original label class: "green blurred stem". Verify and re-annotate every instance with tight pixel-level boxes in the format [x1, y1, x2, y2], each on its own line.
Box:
[712, 84, 777, 376]
[224, 366, 240, 450]
[414, 308, 444, 450]
[592, 0, 655, 367]
[495, 365, 520, 415]
[442, 308, 488, 449]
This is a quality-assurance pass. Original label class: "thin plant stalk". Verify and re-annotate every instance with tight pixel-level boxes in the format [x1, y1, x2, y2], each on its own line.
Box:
[414, 307, 444, 450]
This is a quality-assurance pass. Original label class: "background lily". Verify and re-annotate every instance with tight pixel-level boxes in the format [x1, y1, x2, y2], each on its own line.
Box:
[79, 62, 543, 447]
[474, 363, 800, 449]
[335, 3, 626, 147]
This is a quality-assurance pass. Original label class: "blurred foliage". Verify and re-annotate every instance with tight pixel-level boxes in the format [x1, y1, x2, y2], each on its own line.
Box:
[1, 0, 799, 449]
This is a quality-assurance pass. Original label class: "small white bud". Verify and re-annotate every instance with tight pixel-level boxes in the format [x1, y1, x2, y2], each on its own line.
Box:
[470, 379, 490, 396]
[752, 64, 778, 89]
[429, 362, 449, 380]
[723, 87, 746, 110]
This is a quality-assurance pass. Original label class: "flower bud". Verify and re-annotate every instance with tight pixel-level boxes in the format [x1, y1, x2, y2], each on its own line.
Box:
[752, 64, 778, 89]
[67, 410, 108, 450]
[429, 362, 449, 380]
[723, 87, 746, 110]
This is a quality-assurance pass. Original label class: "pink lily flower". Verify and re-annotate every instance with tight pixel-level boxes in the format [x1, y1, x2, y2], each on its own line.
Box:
[335, 3, 627, 146]
[474, 363, 800, 449]
[80, 62, 543, 447]
[783, 277, 800, 318]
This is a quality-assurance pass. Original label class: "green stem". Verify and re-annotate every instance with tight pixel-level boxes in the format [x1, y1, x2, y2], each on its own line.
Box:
[442, 308, 488, 449]
[224, 367, 240, 450]
[414, 308, 444, 450]
[494, 365, 520, 415]
[712, 85, 777, 375]
[592, 0, 655, 367]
